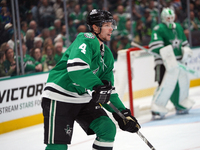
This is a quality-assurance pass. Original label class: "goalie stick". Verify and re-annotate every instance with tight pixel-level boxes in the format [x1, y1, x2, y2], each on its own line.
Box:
[107, 102, 156, 150]
[131, 41, 200, 78]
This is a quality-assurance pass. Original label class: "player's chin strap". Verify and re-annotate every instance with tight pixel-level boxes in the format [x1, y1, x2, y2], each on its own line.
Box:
[93, 26, 104, 42]
[94, 32, 104, 42]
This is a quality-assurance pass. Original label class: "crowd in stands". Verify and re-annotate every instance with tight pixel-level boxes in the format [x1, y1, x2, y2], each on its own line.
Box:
[0, 0, 200, 78]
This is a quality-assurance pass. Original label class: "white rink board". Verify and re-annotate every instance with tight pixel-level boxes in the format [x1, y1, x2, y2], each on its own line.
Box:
[0, 73, 48, 123]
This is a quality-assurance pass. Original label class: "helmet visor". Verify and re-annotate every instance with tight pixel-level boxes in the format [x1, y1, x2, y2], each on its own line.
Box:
[102, 19, 117, 30]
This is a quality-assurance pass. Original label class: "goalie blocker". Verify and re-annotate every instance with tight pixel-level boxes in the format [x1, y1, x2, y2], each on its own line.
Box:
[151, 45, 194, 118]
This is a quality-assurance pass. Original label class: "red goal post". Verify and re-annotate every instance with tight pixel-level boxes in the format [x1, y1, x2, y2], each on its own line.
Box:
[125, 46, 149, 116]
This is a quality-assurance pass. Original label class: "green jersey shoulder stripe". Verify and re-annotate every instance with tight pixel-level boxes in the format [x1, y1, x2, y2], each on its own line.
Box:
[67, 58, 89, 72]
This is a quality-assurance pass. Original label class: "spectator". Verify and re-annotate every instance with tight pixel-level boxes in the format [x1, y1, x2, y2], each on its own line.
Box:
[29, 20, 41, 36]
[68, 18, 77, 42]
[77, 24, 87, 33]
[69, 4, 83, 28]
[53, 19, 62, 35]
[31, 47, 43, 64]
[25, 10, 34, 24]
[0, 6, 11, 24]
[121, 19, 137, 42]
[49, 26, 56, 43]
[55, 24, 71, 47]
[66, 0, 76, 15]
[53, 0, 64, 20]
[130, 3, 142, 21]
[3, 48, 17, 76]
[42, 44, 56, 72]
[110, 14, 121, 60]
[81, 0, 98, 13]
[167, 0, 176, 11]
[33, 37, 43, 50]
[38, 0, 55, 28]
[116, 33, 131, 51]
[25, 29, 35, 54]
[7, 30, 15, 49]
[54, 41, 63, 63]
[43, 37, 53, 48]
[82, 4, 94, 21]
[17, 43, 42, 74]
[194, 0, 200, 19]
[21, 21, 28, 37]
[147, 0, 159, 20]
[30, 1, 39, 22]
[126, 1, 141, 21]
[0, 50, 15, 77]
[141, 8, 157, 45]
[1, 22, 13, 45]
[133, 19, 145, 44]
[0, 0, 9, 12]
[137, 0, 149, 16]
[183, 11, 200, 39]
[115, 5, 129, 31]
[0, 42, 9, 52]
[53, 0, 62, 12]
[40, 28, 50, 41]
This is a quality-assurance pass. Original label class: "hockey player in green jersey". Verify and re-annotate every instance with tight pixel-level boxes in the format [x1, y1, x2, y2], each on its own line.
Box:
[41, 9, 140, 150]
[148, 8, 194, 119]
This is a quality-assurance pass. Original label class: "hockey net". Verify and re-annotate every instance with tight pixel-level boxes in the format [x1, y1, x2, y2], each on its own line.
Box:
[114, 46, 157, 116]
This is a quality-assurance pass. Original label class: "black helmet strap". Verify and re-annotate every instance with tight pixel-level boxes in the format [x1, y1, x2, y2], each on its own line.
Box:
[93, 26, 104, 42]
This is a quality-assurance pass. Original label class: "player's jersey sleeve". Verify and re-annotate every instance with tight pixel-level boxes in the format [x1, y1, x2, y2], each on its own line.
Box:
[67, 33, 103, 91]
[177, 23, 189, 47]
[99, 45, 126, 112]
[148, 24, 164, 55]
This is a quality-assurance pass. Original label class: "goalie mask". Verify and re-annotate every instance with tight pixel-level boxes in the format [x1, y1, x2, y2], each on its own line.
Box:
[86, 9, 117, 41]
[161, 8, 175, 29]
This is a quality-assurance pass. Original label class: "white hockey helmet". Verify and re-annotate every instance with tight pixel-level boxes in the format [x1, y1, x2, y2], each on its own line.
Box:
[161, 8, 175, 29]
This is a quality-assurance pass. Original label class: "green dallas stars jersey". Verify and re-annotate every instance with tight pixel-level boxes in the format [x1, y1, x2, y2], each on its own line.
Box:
[148, 23, 189, 65]
[42, 32, 125, 112]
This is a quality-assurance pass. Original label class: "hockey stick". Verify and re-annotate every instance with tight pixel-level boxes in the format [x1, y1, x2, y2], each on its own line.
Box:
[108, 102, 156, 150]
[131, 41, 200, 78]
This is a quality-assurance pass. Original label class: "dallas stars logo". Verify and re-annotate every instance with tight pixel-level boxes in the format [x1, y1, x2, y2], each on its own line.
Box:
[170, 30, 182, 49]
[64, 125, 73, 136]
[170, 37, 182, 49]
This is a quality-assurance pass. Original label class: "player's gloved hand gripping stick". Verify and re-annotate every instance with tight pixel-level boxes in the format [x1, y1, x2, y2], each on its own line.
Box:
[112, 108, 140, 133]
[108, 102, 156, 150]
[92, 80, 113, 104]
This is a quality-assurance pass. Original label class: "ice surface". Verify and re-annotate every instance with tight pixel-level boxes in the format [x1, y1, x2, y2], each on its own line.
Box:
[0, 86, 200, 150]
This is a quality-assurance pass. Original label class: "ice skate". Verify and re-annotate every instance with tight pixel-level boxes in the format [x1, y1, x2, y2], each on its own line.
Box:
[176, 108, 189, 115]
[151, 111, 165, 120]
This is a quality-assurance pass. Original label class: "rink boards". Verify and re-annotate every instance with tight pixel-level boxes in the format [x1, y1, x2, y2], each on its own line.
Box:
[1, 47, 200, 134]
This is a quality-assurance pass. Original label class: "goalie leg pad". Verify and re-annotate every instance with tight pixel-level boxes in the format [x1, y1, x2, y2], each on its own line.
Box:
[160, 45, 178, 71]
[177, 69, 194, 110]
[151, 67, 180, 115]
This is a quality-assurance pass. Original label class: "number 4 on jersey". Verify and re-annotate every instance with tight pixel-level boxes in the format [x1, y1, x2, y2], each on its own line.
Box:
[79, 43, 87, 54]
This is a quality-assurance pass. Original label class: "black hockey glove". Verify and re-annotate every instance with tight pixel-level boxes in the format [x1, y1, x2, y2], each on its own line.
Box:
[92, 80, 112, 104]
[112, 108, 141, 133]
